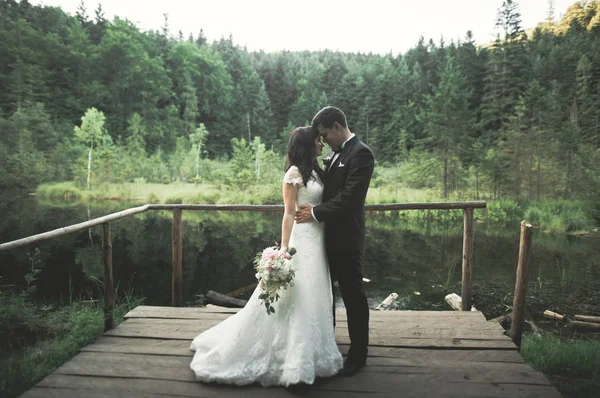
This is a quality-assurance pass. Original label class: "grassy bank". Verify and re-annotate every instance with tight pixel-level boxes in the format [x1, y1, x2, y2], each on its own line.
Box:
[521, 333, 600, 397]
[0, 291, 144, 398]
[36, 181, 284, 205]
[36, 181, 598, 234]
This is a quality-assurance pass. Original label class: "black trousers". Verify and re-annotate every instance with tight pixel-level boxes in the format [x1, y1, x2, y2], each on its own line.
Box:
[328, 250, 369, 364]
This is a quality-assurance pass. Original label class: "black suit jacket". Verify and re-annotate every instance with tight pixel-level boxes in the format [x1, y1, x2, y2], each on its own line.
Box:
[313, 136, 374, 253]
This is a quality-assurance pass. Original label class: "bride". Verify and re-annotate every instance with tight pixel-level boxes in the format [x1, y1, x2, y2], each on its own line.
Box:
[190, 126, 343, 387]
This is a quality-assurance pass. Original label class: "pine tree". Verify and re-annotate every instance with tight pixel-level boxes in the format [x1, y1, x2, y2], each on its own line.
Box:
[575, 55, 597, 147]
[421, 55, 472, 198]
[89, 3, 107, 45]
[196, 29, 207, 47]
[482, 1, 529, 138]
[124, 113, 147, 180]
[252, 82, 276, 147]
[75, 0, 88, 29]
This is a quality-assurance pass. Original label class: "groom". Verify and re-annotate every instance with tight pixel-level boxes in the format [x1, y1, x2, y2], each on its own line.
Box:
[295, 106, 374, 377]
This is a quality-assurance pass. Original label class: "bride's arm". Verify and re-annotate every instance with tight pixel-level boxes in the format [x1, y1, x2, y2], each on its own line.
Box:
[280, 182, 298, 252]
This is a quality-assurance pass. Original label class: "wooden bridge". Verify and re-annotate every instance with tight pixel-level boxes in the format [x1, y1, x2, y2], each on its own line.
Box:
[19, 305, 561, 397]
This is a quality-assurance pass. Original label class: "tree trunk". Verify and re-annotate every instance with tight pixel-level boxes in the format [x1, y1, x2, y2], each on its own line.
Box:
[87, 142, 93, 190]
[528, 153, 533, 200]
[255, 154, 260, 182]
[564, 150, 571, 199]
[513, 155, 521, 200]
[537, 154, 541, 200]
[87, 205, 93, 245]
[494, 179, 497, 200]
[247, 112, 251, 142]
[475, 168, 480, 200]
[443, 156, 448, 199]
[595, 114, 599, 151]
[195, 145, 200, 180]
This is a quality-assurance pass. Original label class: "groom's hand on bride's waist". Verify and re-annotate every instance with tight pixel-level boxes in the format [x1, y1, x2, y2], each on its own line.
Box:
[295, 206, 314, 223]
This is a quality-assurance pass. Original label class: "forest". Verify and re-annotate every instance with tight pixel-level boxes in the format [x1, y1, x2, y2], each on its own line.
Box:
[1, 0, 599, 203]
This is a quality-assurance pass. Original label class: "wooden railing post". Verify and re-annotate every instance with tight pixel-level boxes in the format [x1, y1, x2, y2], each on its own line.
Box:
[172, 209, 183, 307]
[510, 221, 533, 349]
[102, 222, 115, 331]
[461, 207, 474, 311]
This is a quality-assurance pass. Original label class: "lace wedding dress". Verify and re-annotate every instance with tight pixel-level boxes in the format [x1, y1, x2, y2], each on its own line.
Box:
[190, 166, 343, 387]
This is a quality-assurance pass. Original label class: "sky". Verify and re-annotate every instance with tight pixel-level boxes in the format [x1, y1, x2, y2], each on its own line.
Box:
[31, 0, 577, 55]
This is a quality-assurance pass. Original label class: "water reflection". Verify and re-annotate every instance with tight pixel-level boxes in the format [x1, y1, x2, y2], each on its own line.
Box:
[1, 198, 599, 325]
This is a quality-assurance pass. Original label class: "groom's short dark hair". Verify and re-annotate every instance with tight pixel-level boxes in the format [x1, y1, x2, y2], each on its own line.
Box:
[312, 106, 348, 129]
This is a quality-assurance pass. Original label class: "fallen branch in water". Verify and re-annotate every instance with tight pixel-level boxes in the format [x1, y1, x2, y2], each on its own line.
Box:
[543, 310, 565, 321]
[488, 308, 541, 336]
[569, 320, 600, 332]
[205, 290, 248, 308]
[542, 310, 600, 332]
[375, 293, 398, 311]
[574, 314, 600, 324]
[444, 293, 478, 312]
[488, 313, 511, 325]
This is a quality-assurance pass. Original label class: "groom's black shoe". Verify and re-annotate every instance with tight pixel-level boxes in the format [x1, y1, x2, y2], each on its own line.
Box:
[337, 359, 366, 377]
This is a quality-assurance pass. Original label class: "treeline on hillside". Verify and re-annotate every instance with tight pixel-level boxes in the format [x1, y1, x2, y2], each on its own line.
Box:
[1, 0, 599, 199]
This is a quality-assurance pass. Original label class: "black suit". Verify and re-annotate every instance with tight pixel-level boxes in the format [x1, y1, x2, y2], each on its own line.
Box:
[313, 136, 374, 365]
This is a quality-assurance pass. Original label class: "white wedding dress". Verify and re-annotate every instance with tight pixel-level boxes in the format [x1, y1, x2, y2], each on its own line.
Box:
[190, 166, 343, 387]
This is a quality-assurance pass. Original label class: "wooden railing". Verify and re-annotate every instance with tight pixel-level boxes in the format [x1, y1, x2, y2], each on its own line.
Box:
[0, 201, 486, 330]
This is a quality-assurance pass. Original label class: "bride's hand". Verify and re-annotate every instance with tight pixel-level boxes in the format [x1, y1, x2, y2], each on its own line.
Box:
[279, 246, 288, 256]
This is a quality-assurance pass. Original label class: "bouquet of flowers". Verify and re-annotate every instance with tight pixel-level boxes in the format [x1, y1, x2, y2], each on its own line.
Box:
[253, 246, 297, 315]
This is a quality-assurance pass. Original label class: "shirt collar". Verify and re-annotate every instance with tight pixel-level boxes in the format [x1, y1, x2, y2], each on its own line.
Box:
[339, 133, 355, 150]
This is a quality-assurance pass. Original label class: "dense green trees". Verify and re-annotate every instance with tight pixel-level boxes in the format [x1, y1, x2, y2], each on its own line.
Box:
[1, 0, 599, 200]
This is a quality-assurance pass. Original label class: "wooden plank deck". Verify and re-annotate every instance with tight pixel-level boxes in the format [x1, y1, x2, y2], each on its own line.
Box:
[20, 306, 562, 398]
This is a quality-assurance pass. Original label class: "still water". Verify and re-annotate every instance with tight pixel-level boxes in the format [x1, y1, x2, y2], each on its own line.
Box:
[1, 195, 599, 330]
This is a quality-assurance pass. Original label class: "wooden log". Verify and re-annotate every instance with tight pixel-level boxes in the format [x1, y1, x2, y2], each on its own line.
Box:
[524, 318, 542, 336]
[574, 315, 600, 324]
[375, 293, 399, 310]
[147, 201, 487, 212]
[205, 290, 248, 308]
[569, 320, 600, 331]
[102, 223, 115, 331]
[509, 221, 533, 349]
[487, 313, 511, 325]
[544, 310, 565, 321]
[171, 209, 183, 307]
[489, 310, 541, 336]
[461, 207, 474, 311]
[0, 205, 149, 252]
[445, 293, 478, 312]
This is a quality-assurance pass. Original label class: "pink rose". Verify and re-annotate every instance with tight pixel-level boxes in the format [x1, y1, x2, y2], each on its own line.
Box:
[261, 247, 279, 262]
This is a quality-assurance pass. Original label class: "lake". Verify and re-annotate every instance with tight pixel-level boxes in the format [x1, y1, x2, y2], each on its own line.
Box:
[1, 194, 599, 334]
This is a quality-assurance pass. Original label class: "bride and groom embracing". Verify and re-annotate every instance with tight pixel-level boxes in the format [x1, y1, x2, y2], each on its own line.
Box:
[190, 106, 375, 387]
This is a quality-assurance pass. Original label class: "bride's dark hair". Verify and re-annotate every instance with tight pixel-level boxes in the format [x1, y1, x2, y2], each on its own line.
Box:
[285, 126, 323, 186]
